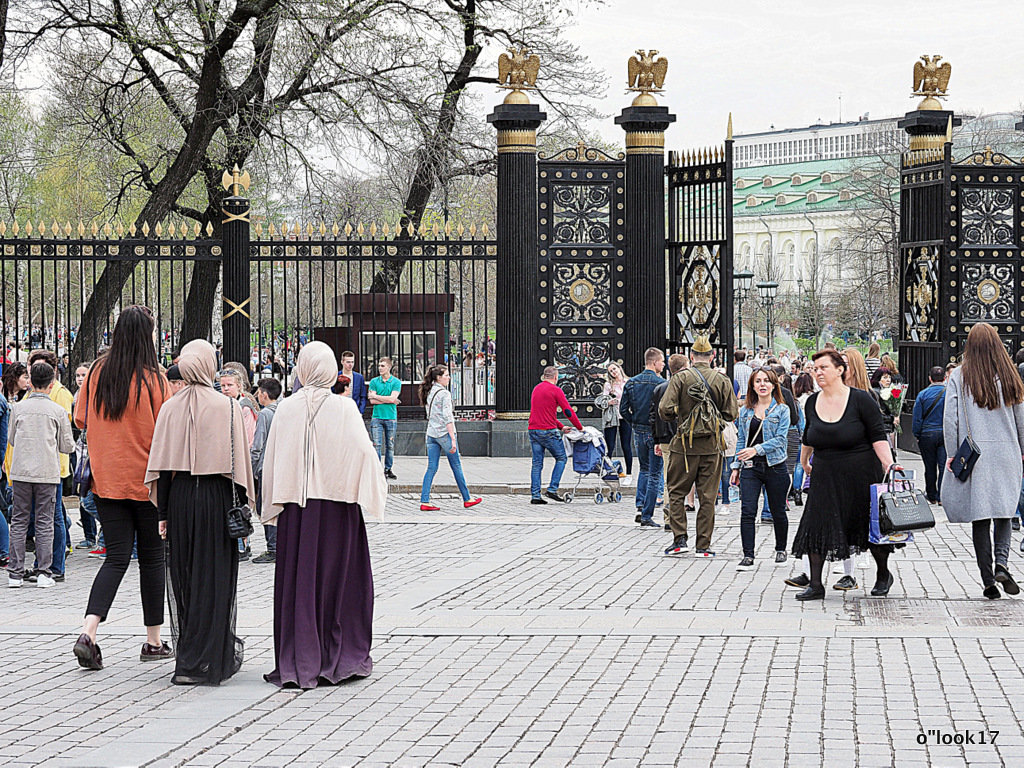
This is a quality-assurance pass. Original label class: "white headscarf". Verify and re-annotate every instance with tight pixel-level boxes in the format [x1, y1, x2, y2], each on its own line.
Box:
[260, 341, 387, 523]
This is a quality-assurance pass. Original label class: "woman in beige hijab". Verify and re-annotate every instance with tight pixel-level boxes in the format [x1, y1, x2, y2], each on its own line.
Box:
[261, 341, 386, 689]
[145, 339, 255, 686]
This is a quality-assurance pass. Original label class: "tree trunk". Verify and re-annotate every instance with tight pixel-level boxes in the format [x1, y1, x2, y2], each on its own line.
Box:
[179, 260, 222, 348]
[368, 0, 481, 294]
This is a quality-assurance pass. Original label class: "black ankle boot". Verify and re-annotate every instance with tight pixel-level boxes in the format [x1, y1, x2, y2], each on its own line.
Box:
[794, 490, 803, 507]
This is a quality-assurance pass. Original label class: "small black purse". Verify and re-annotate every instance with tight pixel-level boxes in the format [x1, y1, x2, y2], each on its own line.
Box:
[878, 467, 935, 535]
[225, 402, 254, 541]
[951, 402, 981, 481]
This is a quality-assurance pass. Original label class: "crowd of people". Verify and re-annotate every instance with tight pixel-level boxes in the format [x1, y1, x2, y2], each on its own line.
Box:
[525, 326, 1024, 601]
[4, 311, 1024, 691]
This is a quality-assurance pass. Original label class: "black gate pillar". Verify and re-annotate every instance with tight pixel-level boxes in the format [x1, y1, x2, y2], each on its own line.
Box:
[487, 88, 546, 417]
[220, 166, 252, 366]
[615, 83, 675, 373]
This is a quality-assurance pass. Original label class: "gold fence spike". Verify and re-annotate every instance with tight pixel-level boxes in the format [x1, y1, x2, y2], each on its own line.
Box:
[469, 223, 477, 237]
[189, 221, 198, 237]
[344, 222, 353, 237]
[304, 222, 313, 237]
[292, 221, 300, 237]
[49, 220, 57, 236]
[727, 112, 733, 141]
[319, 221, 326, 236]
[457, 223, 465, 237]
[357, 222, 364, 236]
[431, 221, 439, 237]
[382, 222, 390, 236]
[25, 220, 33, 236]
[268, 221, 277, 238]
[128, 222, 136, 237]
[155, 222, 163, 238]
[142, 221, 151, 237]
[331, 221, 339, 236]
[12, 220, 19, 236]
[205, 221, 214, 236]
[253, 221, 262, 238]
[102, 222, 110, 237]
[0, 221, 6, 237]
[114, 221, 123, 236]
[77, 220, 85, 236]
[369, 222, 377, 237]
[444, 220, 452, 236]
[63, 221, 71, 236]
[482, 223, 490, 237]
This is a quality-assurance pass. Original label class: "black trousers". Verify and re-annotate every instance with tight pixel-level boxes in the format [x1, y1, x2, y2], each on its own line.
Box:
[917, 432, 946, 503]
[85, 497, 165, 626]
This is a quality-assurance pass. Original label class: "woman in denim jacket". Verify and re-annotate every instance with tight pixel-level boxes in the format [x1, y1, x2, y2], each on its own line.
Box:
[730, 369, 791, 570]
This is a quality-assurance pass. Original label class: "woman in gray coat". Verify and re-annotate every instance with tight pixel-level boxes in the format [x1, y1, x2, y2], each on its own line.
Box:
[942, 323, 1024, 599]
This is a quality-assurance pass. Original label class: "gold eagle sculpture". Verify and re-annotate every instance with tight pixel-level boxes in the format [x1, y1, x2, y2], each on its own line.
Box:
[497, 47, 540, 104]
[912, 55, 951, 109]
[627, 50, 668, 92]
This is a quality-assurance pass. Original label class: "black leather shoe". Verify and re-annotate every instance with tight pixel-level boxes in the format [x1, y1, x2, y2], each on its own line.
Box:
[544, 491, 566, 503]
[784, 573, 810, 588]
[530, 498, 548, 505]
[983, 585, 1001, 600]
[995, 564, 1020, 596]
[140, 641, 175, 662]
[74, 633, 103, 670]
[795, 585, 826, 601]
[793, 490, 803, 507]
[870, 573, 895, 597]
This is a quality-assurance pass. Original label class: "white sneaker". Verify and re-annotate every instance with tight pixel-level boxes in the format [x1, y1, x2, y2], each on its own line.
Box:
[620, 475, 632, 487]
[36, 573, 55, 588]
[8, 575, 22, 588]
[718, 503, 733, 515]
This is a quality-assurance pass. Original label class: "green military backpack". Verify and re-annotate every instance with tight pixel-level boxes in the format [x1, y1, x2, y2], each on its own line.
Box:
[679, 367, 726, 454]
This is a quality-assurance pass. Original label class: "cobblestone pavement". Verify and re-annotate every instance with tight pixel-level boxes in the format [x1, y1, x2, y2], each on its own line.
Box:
[3, 455, 1024, 766]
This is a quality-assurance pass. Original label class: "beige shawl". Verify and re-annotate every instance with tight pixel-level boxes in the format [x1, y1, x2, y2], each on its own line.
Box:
[260, 341, 387, 524]
[144, 339, 256, 507]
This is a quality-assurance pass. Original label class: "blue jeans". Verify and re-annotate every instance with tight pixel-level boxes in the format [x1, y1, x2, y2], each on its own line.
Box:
[421, 434, 471, 503]
[370, 418, 397, 471]
[0, 509, 8, 558]
[633, 428, 663, 522]
[79, 489, 98, 543]
[917, 431, 945, 503]
[793, 464, 805, 496]
[529, 429, 566, 498]
[720, 459, 732, 502]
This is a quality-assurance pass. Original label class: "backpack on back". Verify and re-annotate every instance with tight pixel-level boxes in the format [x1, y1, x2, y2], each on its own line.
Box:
[679, 368, 726, 454]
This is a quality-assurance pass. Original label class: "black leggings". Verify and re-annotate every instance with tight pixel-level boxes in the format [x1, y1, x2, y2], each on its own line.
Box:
[85, 497, 165, 626]
[604, 421, 634, 475]
[808, 545, 892, 590]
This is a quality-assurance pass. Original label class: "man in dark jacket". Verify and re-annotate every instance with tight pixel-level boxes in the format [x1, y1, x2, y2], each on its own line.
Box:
[912, 366, 947, 504]
[619, 347, 666, 527]
[651, 354, 688, 530]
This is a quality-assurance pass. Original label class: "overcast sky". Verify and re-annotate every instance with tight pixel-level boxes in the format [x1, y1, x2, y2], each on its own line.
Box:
[566, 0, 1021, 149]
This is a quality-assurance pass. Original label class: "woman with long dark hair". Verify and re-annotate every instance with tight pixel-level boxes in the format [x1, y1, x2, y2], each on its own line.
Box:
[418, 365, 480, 511]
[1, 363, 29, 403]
[942, 323, 1024, 599]
[72, 306, 172, 670]
[146, 340, 255, 684]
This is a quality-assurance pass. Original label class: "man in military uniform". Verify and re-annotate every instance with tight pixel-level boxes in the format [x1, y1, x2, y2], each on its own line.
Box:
[659, 336, 738, 557]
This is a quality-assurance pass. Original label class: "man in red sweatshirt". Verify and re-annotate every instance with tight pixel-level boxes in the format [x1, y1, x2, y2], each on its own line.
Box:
[528, 366, 584, 504]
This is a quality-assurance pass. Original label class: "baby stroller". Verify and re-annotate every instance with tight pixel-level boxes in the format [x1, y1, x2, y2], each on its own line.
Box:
[564, 427, 623, 504]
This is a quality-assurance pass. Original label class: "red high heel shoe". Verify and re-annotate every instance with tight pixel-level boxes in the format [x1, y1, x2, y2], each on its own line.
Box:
[464, 498, 482, 508]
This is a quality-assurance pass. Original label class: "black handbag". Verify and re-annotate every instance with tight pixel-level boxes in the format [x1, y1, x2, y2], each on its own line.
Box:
[878, 467, 935, 535]
[71, 392, 93, 497]
[951, 399, 980, 481]
[225, 402, 254, 541]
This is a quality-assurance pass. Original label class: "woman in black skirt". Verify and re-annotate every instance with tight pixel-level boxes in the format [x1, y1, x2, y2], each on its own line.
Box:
[145, 339, 256, 684]
[791, 349, 901, 600]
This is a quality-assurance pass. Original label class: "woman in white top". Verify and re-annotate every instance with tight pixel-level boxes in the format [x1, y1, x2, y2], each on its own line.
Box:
[419, 365, 481, 511]
[595, 362, 632, 482]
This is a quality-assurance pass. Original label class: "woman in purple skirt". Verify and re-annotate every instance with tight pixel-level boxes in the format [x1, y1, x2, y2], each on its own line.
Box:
[260, 341, 387, 689]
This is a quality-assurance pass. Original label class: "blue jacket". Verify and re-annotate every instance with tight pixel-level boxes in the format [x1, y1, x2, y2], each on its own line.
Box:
[912, 383, 945, 438]
[732, 399, 791, 469]
[0, 392, 8, 468]
[619, 369, 665, 430]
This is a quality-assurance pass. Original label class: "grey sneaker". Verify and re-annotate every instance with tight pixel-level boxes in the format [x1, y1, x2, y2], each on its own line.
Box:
[252, 551, 276, 564]
[737, 557, 755, 570]
[774, 551, 788, 564]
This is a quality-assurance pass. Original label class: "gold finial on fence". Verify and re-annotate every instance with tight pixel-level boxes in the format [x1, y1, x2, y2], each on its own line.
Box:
[155, 222, 163, 238]
[912, 55, 951, 111]
[319, 221, 326, 236]
[205, 221, 214, 236]
[727, 112, 733, 141]
[142, 221, 150, 237]
[344, 222, 353, 236]
[457, 223, 465, 237]
[90, 221, 98, 237]
[221, 165, 252, 196]
[356, 222, 364, 237]
[0, 221, 6, 237]
[128, 222, 137, 237]
[497, 47, 540, 105]
[945, 115, 953, 143]
[482, 223, 490, 237]
[25, 220, 34, 236]
[469, 223, 477, 237]
[627, 50, 668, 107]
[253, 221, 262, 237]
[268, 221, 277, 238]
[331, 222, 340, 236]
[304, 222, 313, 237]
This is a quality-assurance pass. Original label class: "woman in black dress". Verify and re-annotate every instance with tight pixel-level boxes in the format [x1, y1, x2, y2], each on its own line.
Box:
[145, 339, 256, 684]
[791, 349, 901, 600]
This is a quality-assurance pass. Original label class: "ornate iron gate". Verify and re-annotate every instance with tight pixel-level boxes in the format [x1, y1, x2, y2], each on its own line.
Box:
[537, 144, 626, 416]
[666, 139, 735, 361]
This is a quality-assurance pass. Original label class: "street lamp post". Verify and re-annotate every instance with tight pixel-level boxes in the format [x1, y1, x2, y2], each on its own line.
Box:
[756, 280, 779, 351]
[733, 270, 755, 351]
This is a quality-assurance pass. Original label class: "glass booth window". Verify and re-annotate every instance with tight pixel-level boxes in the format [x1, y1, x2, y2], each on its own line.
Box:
[361, 331, 437, 384]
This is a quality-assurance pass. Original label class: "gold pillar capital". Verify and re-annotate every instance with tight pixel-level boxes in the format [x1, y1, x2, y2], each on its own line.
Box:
[497, 129, 537, 154]
[624, 130, 665, 156]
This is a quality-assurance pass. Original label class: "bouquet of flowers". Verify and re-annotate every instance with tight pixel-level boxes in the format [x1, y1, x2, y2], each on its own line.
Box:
[878, 384, 907, 434]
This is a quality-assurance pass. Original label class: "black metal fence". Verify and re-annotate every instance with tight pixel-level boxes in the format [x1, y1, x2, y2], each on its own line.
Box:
[0, 217, 498, 415]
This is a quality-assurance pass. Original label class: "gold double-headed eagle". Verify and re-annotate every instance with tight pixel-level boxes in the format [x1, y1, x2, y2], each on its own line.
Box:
[497, 47, 540, 104]
[912, 55, 951, 111]
[627, 50, 668, 106]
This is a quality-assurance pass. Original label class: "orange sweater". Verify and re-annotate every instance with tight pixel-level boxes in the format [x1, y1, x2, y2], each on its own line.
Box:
[74, 368, 170, 502]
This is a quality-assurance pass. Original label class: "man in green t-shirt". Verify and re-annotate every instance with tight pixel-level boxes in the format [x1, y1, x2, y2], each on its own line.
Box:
[368, 357, 402, 478]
